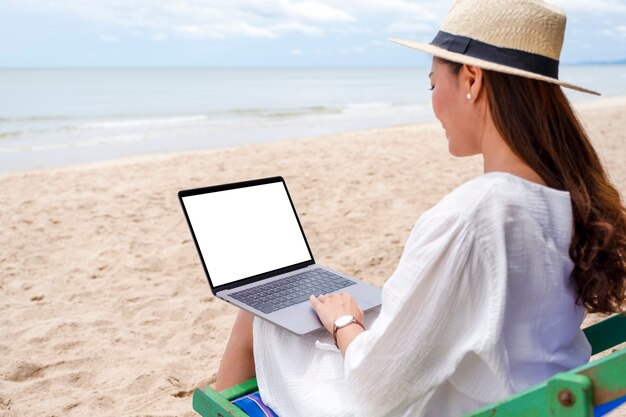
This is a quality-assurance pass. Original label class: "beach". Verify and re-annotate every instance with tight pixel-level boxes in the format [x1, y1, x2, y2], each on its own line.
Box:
[1, 96, 625, 416]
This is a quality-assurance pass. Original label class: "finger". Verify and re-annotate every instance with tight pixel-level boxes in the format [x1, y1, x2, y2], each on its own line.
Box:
[309, 294, 319, 308]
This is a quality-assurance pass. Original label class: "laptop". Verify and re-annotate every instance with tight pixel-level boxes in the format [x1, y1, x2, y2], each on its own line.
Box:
[178, 176, 382, 335]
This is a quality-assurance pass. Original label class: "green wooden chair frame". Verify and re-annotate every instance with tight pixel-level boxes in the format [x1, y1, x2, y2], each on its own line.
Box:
[192, 313, 626, 417]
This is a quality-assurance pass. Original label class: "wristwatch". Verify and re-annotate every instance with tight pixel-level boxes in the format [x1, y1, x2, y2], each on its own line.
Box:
[333, 315, 365, 348]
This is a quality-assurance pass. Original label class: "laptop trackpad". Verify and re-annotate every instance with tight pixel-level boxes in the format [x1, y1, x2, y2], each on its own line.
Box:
[269, 301, 323, 335]
[354, 296, 376, 310]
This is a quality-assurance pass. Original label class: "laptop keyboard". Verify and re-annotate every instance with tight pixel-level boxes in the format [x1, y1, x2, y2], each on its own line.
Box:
[229, 269, 356, 314]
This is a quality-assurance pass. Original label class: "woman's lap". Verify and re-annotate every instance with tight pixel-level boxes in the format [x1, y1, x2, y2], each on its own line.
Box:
[251, 308, 381, 416]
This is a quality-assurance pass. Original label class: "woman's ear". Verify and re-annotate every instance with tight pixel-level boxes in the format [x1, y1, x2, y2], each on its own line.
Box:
[461, 65, 484, 101]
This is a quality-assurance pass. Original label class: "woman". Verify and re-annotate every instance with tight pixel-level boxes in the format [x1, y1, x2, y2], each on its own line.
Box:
[214, 0, 626, 416]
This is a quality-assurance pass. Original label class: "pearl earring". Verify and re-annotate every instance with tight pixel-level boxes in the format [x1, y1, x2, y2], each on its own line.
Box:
[466, 93, 472, 100]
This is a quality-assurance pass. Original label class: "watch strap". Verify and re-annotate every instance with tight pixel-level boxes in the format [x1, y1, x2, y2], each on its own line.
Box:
[333, 316, 364, 349]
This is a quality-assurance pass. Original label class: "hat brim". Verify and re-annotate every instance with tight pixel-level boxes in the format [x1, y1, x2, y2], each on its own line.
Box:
[391, 38, 600, 96]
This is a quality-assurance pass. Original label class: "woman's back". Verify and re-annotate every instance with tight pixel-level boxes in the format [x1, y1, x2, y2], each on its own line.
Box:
[421, 172, 591, 416]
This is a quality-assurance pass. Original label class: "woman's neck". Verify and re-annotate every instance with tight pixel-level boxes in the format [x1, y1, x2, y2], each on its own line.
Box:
[480, 116, 546, 186]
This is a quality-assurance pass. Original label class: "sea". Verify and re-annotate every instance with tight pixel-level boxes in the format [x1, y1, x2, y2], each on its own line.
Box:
[1, 65, 625, 172]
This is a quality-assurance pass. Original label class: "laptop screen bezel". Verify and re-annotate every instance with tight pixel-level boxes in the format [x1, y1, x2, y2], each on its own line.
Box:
[178, 176, 316, 293]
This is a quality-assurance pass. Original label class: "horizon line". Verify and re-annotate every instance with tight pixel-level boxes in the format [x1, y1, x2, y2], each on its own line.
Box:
[1, 61, 625, 70]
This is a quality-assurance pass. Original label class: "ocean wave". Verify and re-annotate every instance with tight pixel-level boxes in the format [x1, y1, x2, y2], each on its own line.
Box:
[0, 147, 19, 154]
[226, 103, 413, 120]
[0, 115, 74, 123]
[0, 131, 22, 139]
[341, 101, 428, 113]
[0, 102, 428, 144]
[226, 105, 341, 119]
[0, 103, 408, 133]
[344, 102, 395, 111]
[78, 115, 209, 130]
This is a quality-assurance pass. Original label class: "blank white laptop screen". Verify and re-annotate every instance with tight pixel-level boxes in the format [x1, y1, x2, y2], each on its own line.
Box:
[181, 181, 312, 287]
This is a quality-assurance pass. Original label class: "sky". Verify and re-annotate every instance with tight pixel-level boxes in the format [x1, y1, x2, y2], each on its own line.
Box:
[1, 0, 625, 68]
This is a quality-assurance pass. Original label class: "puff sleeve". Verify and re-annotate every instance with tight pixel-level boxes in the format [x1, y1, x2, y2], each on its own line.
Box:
[343, 209, 507, 416]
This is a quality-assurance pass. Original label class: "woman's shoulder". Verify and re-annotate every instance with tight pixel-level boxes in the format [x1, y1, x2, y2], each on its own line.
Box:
[431, 172, 571, 222]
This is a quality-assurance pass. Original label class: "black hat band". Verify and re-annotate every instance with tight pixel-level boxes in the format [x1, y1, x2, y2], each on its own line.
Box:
[430, 30, 560, 79]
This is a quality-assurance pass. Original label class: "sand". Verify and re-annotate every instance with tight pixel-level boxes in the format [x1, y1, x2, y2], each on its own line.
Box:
[1, 96, 625, 416]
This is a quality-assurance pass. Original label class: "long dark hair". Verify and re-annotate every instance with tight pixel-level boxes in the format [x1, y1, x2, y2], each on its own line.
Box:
[438, 58, 626, 314]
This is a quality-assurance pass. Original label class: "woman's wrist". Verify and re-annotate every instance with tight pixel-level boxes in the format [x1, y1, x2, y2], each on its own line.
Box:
[335, 322, 365, 356]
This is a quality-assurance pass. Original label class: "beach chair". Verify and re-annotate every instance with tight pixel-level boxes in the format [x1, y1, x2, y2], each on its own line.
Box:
[192, 312, 626, 417]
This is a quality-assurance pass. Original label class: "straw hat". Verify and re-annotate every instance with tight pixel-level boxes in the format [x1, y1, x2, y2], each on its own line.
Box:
[391, 0, 600, 95]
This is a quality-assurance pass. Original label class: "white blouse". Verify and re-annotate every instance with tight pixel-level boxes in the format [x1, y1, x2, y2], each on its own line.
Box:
[252, 172, 591, 417]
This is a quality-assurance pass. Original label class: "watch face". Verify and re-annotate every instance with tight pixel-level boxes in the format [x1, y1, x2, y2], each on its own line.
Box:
[335, 315, 354, 327]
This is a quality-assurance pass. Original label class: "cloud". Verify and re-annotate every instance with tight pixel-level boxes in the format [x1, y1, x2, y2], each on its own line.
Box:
[4, 0, 622, 47]
[174, 22, 277, 40]
[598, 25, 626, 39]
[550, 0, 626, 13]
[228, 0, 353, 23]
[329, 26, 373, 35]
[1, 0, 443, 41]
[339, 0, 444, 21]
[270, 22, 324, 37]
[99, 34, 120, 43]
[387, 21, 433, 34]
[291, 48, 304, 55]
[151, 33, 168, 41]
[288, 1, 354, 22]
